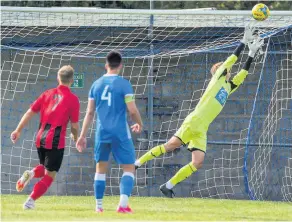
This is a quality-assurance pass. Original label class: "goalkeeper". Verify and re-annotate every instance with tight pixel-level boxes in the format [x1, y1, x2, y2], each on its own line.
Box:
[135, 26, 264, 198]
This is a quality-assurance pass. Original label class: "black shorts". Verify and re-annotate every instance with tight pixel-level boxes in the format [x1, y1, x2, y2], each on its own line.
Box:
[37, 148, 64, 172]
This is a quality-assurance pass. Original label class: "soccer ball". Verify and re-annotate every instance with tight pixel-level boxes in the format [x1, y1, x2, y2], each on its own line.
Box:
[252, 3, 270, 21]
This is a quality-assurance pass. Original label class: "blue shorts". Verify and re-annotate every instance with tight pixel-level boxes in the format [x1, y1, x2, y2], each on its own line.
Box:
[94, 139, 135, 164]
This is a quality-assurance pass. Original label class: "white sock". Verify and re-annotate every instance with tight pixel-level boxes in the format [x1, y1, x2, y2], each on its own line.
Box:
[94, 173, 106, 180]
[27, 197, 34, 203]
[166, 181, 174, 189]
[119, 194, 129, 208]
[23, 197, 35, 209]
[24, 197, 34, 206]
[96, 199, 102, 209]
[134, 160, 141, 167]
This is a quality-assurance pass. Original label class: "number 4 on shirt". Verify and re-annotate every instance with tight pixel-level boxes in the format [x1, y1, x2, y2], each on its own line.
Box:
[101, 85, 111, 106]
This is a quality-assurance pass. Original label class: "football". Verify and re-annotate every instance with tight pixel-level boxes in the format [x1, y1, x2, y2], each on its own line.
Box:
[252, 3, 270, 21]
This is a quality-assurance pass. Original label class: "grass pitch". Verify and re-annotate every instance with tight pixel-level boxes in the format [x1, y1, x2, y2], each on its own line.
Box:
[1, 195, 291, 221]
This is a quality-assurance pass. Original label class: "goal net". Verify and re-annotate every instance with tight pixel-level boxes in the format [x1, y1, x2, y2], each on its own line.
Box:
[1, 7, 291, 201]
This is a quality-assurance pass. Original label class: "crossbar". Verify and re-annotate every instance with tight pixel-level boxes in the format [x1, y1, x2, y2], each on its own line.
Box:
[2, 7, 292, 16]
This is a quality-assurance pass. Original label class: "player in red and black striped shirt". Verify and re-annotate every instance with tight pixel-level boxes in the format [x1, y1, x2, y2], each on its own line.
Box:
[11, 65, 80, 210]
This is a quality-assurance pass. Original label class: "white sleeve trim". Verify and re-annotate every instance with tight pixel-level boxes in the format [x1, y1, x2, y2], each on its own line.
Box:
[125, 94, 134, 97]
[88, 97, 95, 100]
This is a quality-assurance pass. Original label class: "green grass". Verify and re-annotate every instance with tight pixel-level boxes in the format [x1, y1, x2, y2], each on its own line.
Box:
[1, 195, 291, 221]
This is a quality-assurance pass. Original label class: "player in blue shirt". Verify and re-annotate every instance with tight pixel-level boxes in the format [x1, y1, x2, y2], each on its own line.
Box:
[76, 51, 143, 213]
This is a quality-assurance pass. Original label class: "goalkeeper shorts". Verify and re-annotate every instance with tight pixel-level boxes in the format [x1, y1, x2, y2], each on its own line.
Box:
[175, 124, 207, 153]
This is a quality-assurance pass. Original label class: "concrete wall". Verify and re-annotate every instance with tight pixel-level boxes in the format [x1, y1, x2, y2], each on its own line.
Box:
[1, 28, 291, 201]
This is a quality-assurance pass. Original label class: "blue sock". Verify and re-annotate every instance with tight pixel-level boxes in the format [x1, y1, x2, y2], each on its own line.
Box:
[119, 172, 134, 207]
[94, 173, 106, 209]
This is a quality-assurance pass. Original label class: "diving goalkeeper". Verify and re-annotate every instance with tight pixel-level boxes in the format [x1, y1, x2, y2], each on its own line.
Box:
[135, 26, 264, 198]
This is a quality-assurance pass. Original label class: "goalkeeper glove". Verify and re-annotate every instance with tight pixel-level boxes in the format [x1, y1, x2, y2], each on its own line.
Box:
[241, 25, 256, 44]
[248, 37, 264, 58]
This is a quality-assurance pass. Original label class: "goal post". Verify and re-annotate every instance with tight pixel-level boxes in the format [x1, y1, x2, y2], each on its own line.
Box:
[1, 6, 292, 201]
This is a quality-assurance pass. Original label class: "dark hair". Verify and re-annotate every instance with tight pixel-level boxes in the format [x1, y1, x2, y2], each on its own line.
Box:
[106, 51, 122, 69]
[58, 65, 74, 83]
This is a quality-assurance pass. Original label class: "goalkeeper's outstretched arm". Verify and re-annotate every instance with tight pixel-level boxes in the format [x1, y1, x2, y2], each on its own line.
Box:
[212, 25, 255, 78]
[230, 37, 264, 94]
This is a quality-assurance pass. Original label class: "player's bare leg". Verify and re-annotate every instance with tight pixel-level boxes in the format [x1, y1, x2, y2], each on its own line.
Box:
[46, 171, 56, 179]
[191, 150, 205, 170]
[160, 150, 205, 198]
[23, 170, 55, 210]
[117, 164, 135, 213]
[94, 161, 108, 213]
[165, 136, 183, 151]
[135, 136, 182, 169]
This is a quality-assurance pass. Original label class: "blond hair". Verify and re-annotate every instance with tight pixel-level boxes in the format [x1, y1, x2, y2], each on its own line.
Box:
[58, 65, 74, 83]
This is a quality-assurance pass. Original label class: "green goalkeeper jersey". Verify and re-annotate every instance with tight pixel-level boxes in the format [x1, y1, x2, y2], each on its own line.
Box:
[184, 54, 248, 131]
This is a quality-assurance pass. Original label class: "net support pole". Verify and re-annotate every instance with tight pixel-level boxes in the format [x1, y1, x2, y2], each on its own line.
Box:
[243, 37, 271, 200]
[147, 0, 154, 197]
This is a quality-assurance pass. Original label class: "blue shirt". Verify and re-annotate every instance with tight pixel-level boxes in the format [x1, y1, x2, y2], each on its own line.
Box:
[89, 74, 134, 142]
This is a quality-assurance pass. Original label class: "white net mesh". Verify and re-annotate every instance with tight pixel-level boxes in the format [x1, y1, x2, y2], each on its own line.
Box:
[248, 51, 292, 200]
[1, 7, 291, 200]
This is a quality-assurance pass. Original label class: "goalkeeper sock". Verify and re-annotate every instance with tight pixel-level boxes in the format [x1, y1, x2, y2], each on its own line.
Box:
[94, 173, 106, 209]
[168, 162, 197, 188]
[135, 144, 166, 167]
[30, 174, 53, 200]
[32, 164, 45, 178]
[119, 172, 134, 207]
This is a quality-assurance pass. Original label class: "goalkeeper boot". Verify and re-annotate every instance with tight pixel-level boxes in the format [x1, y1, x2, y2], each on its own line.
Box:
[117, 205, 133, 214]
[16, 170, 33, 192]
[160, 183, 175, 198]
[23, 197, 35, 210]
